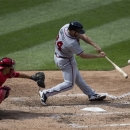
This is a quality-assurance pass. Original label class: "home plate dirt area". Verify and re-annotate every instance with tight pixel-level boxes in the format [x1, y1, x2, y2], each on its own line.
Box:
[0, 66, 130, 130]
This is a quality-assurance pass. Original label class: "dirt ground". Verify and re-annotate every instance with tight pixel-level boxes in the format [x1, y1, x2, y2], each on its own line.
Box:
[0, 66, 130, 130]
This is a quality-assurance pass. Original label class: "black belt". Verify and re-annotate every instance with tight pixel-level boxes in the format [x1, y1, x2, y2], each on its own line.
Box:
[55, 53, 71, 59]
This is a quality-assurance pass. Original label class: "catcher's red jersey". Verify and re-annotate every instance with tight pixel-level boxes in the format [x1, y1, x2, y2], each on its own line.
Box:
[0, 70, 19, 87]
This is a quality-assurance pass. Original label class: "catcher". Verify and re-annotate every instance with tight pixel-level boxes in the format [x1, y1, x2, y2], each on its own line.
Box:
[0, 57, 45, 104]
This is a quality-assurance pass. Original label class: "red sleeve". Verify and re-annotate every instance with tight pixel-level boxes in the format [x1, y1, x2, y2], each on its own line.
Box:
[13, 72, 20, 77]
[8, 69, 20, 78]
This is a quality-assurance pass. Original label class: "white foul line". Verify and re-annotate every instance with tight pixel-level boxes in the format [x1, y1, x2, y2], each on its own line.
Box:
[54, 92, 130, 99]
[9, 92, 130, 101]
[69, 123, 130, 128]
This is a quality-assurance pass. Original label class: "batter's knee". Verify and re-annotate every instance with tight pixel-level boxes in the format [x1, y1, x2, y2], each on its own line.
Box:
[64, 81, 74, 90]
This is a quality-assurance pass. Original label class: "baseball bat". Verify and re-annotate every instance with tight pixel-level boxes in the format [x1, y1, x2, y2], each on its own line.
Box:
[105, 56, 128, 79]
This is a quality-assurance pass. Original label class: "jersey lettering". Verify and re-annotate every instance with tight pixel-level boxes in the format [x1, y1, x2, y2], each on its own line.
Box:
[57, 41, 63, 51]
[56, 34, 63, 51]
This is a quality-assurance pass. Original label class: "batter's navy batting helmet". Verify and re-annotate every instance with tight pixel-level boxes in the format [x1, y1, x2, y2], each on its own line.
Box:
[68, 21, 85, 34]
[0, 57, 15, 69]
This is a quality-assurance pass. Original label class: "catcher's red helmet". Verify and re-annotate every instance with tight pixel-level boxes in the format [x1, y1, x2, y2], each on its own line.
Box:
[0, 57, 15, 69]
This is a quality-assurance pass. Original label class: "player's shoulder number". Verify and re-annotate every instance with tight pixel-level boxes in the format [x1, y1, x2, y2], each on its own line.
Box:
[55, 34, 63, 51]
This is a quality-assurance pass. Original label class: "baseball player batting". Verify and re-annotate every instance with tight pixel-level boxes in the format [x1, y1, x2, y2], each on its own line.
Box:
[39, 21, 106, 105]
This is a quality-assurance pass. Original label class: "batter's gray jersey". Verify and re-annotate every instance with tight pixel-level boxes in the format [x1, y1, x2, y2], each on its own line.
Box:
[55, 24, 83, 58]
[39, 22, 106, 104]
[41, 23, 96, 98]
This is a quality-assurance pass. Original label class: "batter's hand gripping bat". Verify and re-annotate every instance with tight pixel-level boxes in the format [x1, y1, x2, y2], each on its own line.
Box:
[105, 56, 128, 79]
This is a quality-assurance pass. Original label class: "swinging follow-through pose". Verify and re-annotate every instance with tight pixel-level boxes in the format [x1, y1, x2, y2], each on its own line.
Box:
[39, 21, 107, 105]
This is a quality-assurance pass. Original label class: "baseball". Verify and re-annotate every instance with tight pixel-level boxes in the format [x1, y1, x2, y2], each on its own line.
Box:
[128, 60, 130, 64]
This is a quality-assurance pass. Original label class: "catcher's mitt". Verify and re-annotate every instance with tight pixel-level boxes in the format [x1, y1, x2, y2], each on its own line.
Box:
[30, 72, 45, 88]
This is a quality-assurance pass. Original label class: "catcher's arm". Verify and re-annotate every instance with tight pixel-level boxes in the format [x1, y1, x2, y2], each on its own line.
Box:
[18, 72, 45, 88]
[18, 73, 31, 79]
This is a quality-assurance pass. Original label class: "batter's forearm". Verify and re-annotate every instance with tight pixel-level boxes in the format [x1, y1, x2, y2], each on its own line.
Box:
[79, 52, 105, 59]
[86, 38, 101, 50]
[80, 34, 102, 52]
[80, 53, 99, 59]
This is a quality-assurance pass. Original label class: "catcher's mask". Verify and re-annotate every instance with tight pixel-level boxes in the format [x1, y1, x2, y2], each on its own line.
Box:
[68, 21, 85, 34]
[0, 57, 15, 70]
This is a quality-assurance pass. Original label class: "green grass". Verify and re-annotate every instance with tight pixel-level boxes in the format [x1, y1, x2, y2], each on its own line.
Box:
[0, 0, 130, 71]
[0, 0, 56, 16]
[77, 40, 130, 70]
